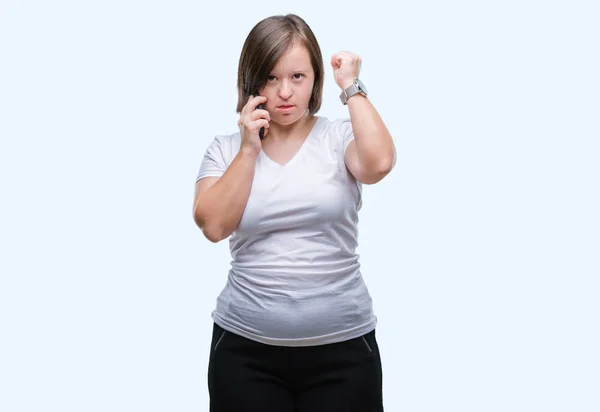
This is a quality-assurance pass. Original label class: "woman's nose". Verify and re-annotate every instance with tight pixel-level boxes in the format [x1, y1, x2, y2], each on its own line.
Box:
[278, 81, 292, 99]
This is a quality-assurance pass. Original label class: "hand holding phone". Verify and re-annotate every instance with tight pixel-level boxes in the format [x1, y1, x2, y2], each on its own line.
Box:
[254, 91, 266, 140]
[238, 94, 269, 153]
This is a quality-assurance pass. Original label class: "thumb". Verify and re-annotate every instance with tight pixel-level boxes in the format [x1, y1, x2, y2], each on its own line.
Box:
[330, 54, 340, 69]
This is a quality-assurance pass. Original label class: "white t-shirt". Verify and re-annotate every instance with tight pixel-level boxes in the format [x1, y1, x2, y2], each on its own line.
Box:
[195, 115, 377, 346]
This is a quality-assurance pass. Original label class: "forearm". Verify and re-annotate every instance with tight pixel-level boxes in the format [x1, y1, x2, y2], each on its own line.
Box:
[346, 95, 396, 172]
[194, 148, 258, 241]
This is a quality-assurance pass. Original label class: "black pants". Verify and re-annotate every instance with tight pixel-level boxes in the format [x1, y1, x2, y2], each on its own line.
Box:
[208, 322, 384, 412]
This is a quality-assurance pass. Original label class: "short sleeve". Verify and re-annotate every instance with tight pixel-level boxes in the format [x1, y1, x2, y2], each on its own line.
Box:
[333, 117, 397, 170]
[338, 118, 355, 154]
[195, 135, 231, 182]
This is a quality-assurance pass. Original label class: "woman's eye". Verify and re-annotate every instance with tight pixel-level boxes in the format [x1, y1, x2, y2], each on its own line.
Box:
[267, 75, 276, 81]
[293, 73, 304, 79]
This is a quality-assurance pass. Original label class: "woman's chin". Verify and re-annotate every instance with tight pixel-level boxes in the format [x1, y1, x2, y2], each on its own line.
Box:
[272, 111, 307, 126]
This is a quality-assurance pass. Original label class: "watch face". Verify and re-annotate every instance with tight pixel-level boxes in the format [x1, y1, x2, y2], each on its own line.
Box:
[356, 78, 368, 95]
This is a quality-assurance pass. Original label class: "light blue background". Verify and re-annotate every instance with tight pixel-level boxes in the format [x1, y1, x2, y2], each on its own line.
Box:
[1, 0, 598, 411]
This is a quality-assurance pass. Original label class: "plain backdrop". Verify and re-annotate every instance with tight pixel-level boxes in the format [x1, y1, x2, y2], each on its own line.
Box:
[1, 0, 598, 411]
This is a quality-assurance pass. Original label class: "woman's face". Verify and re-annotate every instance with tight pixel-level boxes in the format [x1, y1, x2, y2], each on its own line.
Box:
[259, 42, 315, 126]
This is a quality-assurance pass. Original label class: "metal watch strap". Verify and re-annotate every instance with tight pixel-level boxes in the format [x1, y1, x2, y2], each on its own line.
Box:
[340, 80, 362, 105]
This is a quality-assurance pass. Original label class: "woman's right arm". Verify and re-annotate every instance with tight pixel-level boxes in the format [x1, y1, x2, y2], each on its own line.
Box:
[192, 95, 269, 243]
[192, 147, 259, 243]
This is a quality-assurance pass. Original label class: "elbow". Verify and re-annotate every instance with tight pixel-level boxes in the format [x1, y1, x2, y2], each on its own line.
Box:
[362, 155, 395, 185]
[203, 226, 226, 243]
[193, 205, 228, 243]
[198, 221, 228, 243]
[199, 220, 228, 243]
[377, 155, 395, 176]
[376, 149, 396, 178]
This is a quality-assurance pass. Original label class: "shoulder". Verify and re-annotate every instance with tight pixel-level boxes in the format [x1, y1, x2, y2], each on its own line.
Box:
[206, 130, 241, 150]
[306, 116, 354, 167]
[313, 116, 355, 154]
[203, 130, 242, 162]
[196, 130, 242, 181]
[316, 116, 352, 136]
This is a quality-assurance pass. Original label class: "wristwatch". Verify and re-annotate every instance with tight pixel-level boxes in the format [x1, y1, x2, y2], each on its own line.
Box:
[339, 78, 368, 105]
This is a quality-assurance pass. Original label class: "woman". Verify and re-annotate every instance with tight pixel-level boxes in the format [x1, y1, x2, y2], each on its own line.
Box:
[193, 13, 396, 412]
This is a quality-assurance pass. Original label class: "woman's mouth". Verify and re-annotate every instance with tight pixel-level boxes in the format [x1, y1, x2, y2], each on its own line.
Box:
[277, 105, 295, 113]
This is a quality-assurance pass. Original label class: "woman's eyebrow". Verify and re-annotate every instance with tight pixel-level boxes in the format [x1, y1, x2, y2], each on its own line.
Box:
[270, 69, 310, 74]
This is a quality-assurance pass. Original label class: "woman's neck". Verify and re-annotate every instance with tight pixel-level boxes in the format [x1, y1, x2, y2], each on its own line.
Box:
[267, 113, 316, 142]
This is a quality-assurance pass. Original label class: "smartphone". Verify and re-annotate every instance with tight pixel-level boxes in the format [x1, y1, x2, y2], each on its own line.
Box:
[253, 91, 265, 140]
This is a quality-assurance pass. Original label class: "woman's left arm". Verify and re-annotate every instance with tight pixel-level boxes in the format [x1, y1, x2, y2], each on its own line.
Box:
[331, 51, 396, 184]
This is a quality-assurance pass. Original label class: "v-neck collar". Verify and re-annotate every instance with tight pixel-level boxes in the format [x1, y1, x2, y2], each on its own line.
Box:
[260, 116, 322, 168]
